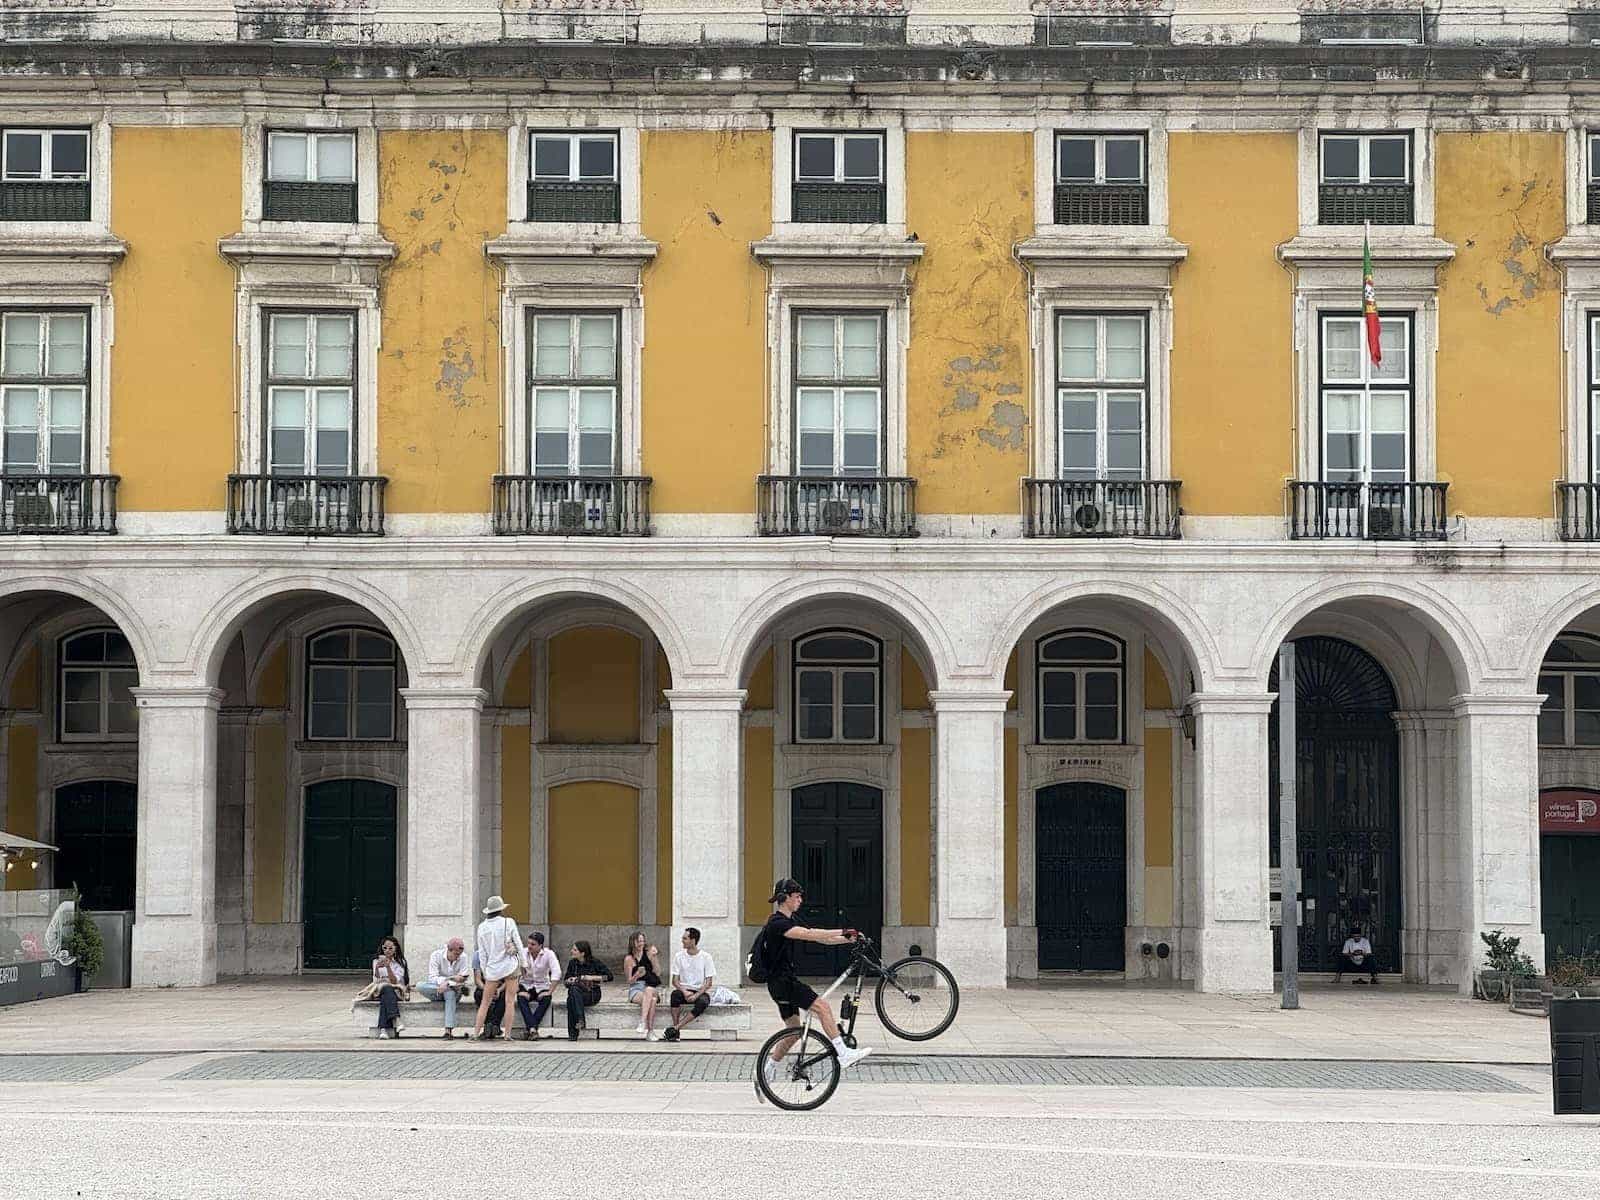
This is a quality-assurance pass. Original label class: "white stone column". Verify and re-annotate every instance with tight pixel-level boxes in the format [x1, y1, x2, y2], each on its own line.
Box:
[400, 687, 486, 955]
[666, 689, 745, 981]
[131, 685, 222, 988]
[1452, 694, 1545, 990]
[930, 690, 1009, 991]
[1395, 711, 1459, 985]
[1190, 692, 1274, 994]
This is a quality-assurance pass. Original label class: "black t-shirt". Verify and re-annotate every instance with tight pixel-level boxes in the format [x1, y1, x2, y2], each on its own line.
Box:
[764, 912, 801, 980]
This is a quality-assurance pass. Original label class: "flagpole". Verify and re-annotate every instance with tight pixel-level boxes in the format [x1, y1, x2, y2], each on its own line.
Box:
[1363, 221, 1374, 534]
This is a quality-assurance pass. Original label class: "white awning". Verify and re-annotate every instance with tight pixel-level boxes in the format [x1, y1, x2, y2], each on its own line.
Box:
[0, 831, 56, 853]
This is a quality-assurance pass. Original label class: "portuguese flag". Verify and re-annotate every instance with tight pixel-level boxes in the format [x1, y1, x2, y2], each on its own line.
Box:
[1362, 225, 1382, 366]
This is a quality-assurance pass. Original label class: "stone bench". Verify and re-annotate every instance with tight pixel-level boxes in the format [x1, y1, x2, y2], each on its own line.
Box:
[351, 992, 751, 1041]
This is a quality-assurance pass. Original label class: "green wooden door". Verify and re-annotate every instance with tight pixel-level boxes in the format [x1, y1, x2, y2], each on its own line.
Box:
[303, 779, 397, 969]
[1542, 834, 1600, 961]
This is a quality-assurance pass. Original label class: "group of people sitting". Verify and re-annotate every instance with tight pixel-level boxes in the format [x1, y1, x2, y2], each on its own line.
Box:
[363, 895, 733, 1042]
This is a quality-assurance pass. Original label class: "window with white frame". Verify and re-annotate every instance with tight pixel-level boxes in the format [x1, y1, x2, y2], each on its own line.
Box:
[266, 312, 355, 477]
[1318, 132, 1413, 225]
[530, 311, 618, 475]
[264, 131, 357, 223]
[528, 131, 620, 223]
[1319, 314, 1411, 484]
[793, 630, 881, 744]
[1053, 133, 1148, 225]
[1056, 313, 1147, 481]
[792, 131, 885, 224]
[795, 312, 883, 476]
[306, 627, 397, 741]
[1539, 633, 1600, 747]
[1037, 631, 1124, 744]
[58, 628, 137, 742]
[1, 310, 87, 475]
[1591, 314, 1600, 480]
[1588, 133, 1600, 225]
[0, 128, 90, 221]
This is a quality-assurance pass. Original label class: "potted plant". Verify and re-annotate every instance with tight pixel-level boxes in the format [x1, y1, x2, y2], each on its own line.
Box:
[1548, 952, 1588, 1000]
[1474, 929, 1537, 1002]
[63, 906, 104, 992]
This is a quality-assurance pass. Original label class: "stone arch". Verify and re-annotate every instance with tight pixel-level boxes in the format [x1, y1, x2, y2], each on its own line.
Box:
[0, 575, 158, 680]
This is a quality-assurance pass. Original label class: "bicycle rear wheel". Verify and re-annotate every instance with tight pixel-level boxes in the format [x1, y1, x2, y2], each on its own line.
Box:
[754, 1026, 841, 1111]
[874, 955, 959, 1041]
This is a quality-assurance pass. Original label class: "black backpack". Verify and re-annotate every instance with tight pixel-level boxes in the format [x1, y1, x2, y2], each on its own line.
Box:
[745, 927, 772, 984]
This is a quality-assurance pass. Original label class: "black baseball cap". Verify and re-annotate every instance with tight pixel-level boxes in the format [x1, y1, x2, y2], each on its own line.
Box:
[768, 878, 803, 903]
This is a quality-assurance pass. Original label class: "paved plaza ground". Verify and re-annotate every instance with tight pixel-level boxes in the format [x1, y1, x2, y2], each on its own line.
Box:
[0, 980, 1591, 1198]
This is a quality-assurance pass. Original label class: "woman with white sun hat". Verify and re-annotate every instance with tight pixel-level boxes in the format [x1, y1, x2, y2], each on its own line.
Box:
[471, 895, 525, 1042]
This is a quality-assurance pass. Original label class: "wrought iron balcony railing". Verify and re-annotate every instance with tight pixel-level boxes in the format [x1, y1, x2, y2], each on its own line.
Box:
[1557, 482, 1600, 542]
[1052, 183, 1149, 226]
[492, 474, 651, 536]
[526, 180, 621, 223]
[1023, 478, 1181, 539]
[227, 474, 387, 536]
[263, 180, 358, 223]
[1288, 480, 1448, 541]
[1318, 183, 1414, 226]
[0, 474, 118, 534]
[791, 181, 886, 224]
[756, 475, 917, 538]
[0, 180, 91, 221]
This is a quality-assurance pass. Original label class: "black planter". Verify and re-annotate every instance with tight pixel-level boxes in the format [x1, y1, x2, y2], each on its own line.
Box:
[1550, 997, 1600, 1115]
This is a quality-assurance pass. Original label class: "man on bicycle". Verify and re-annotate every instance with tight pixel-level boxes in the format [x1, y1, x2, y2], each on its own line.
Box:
[762, 877, 871, 1078]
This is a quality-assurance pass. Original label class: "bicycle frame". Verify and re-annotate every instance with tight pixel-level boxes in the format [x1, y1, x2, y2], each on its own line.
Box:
[782, 940, 882, 1064]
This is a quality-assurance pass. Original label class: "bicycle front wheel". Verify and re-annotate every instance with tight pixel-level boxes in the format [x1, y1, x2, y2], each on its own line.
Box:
[874, 955, 959, 1041]
[754, 1026, 841, 1111]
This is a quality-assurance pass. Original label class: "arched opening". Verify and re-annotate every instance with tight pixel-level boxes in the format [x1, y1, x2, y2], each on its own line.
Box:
[1536, 628, 1600, 963]
[1269, 637, 1401, 973]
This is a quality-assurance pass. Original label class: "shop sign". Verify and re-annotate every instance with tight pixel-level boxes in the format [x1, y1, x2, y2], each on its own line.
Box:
[1541, 790, 1600, 834]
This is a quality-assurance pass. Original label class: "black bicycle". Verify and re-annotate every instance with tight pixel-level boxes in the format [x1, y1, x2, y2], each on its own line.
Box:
[753, 936, 958, 1111]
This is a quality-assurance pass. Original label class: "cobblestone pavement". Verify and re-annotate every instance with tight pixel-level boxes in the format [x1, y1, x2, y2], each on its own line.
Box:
[0, 1050, 1533, 1092]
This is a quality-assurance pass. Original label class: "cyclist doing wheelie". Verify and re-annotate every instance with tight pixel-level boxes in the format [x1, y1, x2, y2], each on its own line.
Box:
[761, 878, 872, 1082]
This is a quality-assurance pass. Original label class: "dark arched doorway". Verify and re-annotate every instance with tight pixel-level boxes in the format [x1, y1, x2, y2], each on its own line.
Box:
[790, 782, 882, 976]
[1035, 782, 1127, 971]
[302, 779, 396, 969]
[1269, 637, 1401, 973]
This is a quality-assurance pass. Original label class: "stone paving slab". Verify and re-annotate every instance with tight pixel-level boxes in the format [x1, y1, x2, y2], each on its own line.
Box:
[0, 1054, 158, 1083]
[147, 1050, 1535, 1093]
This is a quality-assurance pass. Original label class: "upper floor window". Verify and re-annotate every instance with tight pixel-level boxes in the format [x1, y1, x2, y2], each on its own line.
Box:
[307, 627, 396, 741]
[792, 131, 885, 224]
[528, 131, 619, 223]
[264, 131, 357, 224]
[795, 312, 883, 476]
[1318, 132, 1412, 225]
[793, 631, 881, 744]
[0, 128, 90, 221]
[1588, 133, 1600, 225]
[1320, 313, 1411, 484]
[1037, 631, 1124, 744]
[2, 310, 87, 475]
[1054, 133, 1147, 225]
[1056, 313, 1147, 481]
[531, 311, 618, 475]
[1591, 315, 1600, 481]
[266, 312, 354, 476]
[1539, 633, 1600, 747]
[59, 628, 137, 742]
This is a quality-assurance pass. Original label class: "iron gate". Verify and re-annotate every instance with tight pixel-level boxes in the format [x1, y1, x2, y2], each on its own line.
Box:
[1036, 782, 1127, 971]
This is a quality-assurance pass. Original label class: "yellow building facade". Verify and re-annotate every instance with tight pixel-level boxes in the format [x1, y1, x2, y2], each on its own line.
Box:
[3, 6, 1600, 995]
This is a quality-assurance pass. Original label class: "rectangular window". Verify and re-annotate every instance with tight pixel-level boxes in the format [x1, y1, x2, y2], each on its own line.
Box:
[265, 311, 355, 476]
[528, 311, 618, 475]
[1318, 132, 1413, 225]
[793, 312, 883, 476]
[263, 131, 358, 223]
[1053, 133, 1148, 225]
[527, 131, 620, 223]
[1589, 134, 1600, 225]
[792, 131, 886, 224]
[1319, 314, 1411, 484]
[0, 310, 88, 475]
[1540, 671, 1600, 747]
[1038, 668, 1123, 743]
[0, 128, 90, 221]
[1590, 315, 1600, 481]
[1055, 313, 1147, 481]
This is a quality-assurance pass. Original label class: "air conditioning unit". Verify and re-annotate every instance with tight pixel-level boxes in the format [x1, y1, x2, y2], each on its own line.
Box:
[1071, 501, 1105, 533]
[556, 500, 587, 531]
[283, 498, 316, 529]
[12, 491, 54, 528]
[1367, 504, 1404, 537]
[819, 499, 851, 531]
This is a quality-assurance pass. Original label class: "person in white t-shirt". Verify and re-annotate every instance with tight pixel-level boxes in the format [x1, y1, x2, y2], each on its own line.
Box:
[1337, 926, 1380, 985]
[664, 927, 716, 1042]
[471, 895, 524, 1040]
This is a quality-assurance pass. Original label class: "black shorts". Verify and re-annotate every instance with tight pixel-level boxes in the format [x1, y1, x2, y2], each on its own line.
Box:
[766, 976, 818, 1020]
[671, 988, 710, 1016]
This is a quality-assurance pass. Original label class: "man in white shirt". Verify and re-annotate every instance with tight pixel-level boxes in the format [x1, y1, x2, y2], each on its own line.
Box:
[1337, 926, 1380, 985]
[418, 937, 472, 1037]
[664, 926, 716, 1042]
[515, 931, 563, 1040]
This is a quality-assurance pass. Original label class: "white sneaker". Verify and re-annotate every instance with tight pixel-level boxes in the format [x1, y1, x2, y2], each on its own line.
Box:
[394, 1021, 405, 1035]
[762, 1057, 779, 1086]
[836, 1045, 873, 1071]
[648, 1029, 663, 1042]
[377, 1029, 392, 1040]
[635, 1022, 646, 1035]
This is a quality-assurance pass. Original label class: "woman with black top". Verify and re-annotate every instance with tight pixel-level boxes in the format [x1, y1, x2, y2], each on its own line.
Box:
[623, 930, 664, 1041]
[371, 936, 410, 1040]
[563, 940, 612, 1040]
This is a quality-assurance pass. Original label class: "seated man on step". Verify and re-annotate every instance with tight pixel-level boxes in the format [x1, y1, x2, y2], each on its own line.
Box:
[418, 936, 472, 1038]
[1335, 926, 1380, 985]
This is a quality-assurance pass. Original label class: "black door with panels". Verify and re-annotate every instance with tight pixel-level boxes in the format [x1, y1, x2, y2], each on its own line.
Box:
[1035, 782, 1127, 971]
[54, 781, 137, 911]
[303, 779, 396, 970]
[790, 782, 883, 977]
[1543, 834, 1600, 961]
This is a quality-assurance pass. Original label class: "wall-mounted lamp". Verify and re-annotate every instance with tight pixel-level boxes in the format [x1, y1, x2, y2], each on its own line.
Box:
[1178, 704, 1196, 745]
